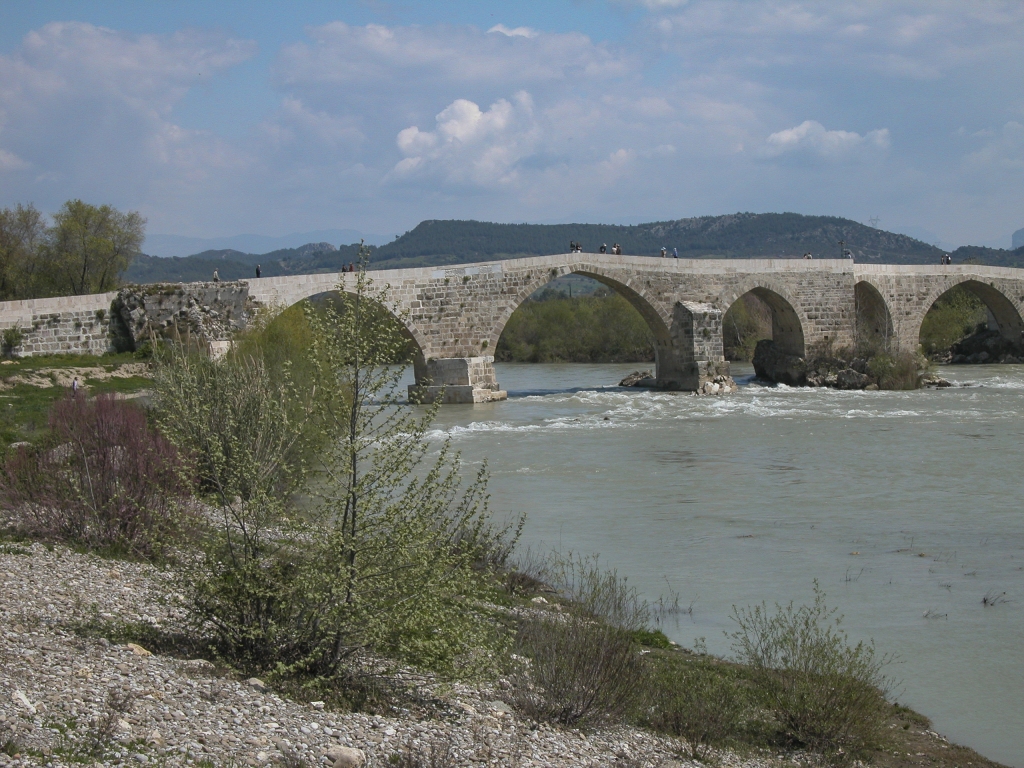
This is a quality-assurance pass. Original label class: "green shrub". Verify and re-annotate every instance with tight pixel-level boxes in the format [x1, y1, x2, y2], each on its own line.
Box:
[509, 614, 645, 727]
[2, 326, 23, 355]
[156, 251, 512, 679]
[646, 656, 746, 761]
[541, 551, 651, 631]
[729, 582, 894, 760]
[867, 351, 923, 390]
[505, 552, 651, 727]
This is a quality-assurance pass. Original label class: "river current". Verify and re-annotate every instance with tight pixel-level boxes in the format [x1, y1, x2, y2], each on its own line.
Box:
[415, 362, 1024, 765]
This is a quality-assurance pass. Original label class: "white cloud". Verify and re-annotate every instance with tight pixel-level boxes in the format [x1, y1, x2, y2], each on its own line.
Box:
[964, 121, 1024, 172]
[0, 149, 29, 172]
[275, 21, 632, 97]
[614, 0, 689, 8]
[487, 24, 538, 39]
[393, 92, 540, 186]
[0, 22, 255, 211]
[762, 121, 890, 159]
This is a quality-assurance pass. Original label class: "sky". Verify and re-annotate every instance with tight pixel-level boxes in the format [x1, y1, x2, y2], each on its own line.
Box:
[0, 1, 1022, 249]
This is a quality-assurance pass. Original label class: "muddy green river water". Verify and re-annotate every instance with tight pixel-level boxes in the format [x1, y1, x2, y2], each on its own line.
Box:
[418, 362, 1024, 765]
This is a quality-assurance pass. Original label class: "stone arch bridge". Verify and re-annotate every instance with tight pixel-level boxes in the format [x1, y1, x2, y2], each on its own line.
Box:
[2, 254, 1023, 403]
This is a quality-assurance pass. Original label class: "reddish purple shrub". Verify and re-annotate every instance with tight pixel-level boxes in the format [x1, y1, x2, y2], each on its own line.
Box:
[0, 393, 193, 557]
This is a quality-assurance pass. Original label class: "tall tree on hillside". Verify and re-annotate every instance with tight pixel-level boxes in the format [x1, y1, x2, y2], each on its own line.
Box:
[0, 204, 47, 301]
[44, 200, 145, 295]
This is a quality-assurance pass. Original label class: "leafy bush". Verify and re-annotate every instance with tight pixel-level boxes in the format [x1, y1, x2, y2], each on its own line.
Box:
[0, 393, 191, 557]
[540, 551, 651, 631]
[729, 582, 894, 760]
[153, 347, 315, 668]
[646, 656, 746, 761]
[867, 351, 924, 390]
[509, 614, 645, 727]
[156, 252, 512, 679]
[506, 552, 649, 727]
[2, 326, 23, 356]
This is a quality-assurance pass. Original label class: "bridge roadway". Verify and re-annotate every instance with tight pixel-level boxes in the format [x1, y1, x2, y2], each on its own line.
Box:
[2, 254, 1024, 403]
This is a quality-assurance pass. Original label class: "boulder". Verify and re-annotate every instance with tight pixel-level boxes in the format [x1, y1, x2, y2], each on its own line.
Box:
[326, 746, 366, 768]
[752, 339, 806, 385]
[836, 368, 872, 390]
[619, 370, 655, 387]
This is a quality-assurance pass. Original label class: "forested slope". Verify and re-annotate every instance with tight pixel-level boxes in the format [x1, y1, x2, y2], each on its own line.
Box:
[125, 214, 1024, 284]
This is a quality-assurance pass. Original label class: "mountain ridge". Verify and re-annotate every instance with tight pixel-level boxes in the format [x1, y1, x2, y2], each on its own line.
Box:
[125, 213, 1024, 284]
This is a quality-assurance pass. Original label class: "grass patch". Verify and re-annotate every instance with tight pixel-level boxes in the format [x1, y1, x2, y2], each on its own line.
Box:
[0, 351, 138, 375]
[0, 384, 66, 444]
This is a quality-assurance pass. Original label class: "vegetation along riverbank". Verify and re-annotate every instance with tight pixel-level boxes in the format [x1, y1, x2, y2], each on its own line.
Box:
[0, 254, 1009, 767]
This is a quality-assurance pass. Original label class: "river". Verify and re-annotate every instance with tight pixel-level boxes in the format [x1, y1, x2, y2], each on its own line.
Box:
[417, 362, 1024, 766]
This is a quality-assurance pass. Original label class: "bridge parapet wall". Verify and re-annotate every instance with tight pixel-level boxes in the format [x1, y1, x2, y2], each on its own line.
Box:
[0, 292, 117, 357]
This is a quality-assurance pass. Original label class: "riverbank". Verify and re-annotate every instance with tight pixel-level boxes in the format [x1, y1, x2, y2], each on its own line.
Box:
[4, 358, 1019, 765]
[0, 540, 1009, 768]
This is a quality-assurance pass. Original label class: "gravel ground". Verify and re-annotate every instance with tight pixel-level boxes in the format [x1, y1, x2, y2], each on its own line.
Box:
[0, 543, 781, 768]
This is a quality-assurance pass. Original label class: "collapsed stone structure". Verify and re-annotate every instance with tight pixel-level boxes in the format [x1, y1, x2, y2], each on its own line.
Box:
[0, 255, 1023, 402]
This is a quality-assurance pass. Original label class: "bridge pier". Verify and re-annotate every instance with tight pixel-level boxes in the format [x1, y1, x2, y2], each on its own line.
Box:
[408, 356, 508, 405]
[655, 301, 731, 390]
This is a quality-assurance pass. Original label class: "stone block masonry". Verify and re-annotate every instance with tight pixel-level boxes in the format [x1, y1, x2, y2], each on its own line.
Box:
[3, 257, 1024, 401]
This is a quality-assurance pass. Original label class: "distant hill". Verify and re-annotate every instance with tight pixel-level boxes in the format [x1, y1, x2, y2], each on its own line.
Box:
[125, 242, 364, 283]
[366, 214, 947, 267]
[125, 213, 1024, 284]
[142, 229, 387, 257]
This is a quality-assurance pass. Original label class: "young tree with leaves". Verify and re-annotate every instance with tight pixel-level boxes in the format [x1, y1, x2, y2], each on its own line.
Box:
[0, 203, 47, 300]
[155, 245, 511, 680]
[44, 199, 145, 296]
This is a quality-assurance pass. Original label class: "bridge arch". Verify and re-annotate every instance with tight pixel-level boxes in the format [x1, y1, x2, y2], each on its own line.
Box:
[721, 280, 807, 358]
[914, 277, 1024, 354]
[487, 262, 679, 381]
[854, 280, 895, 352]
[288, 288, 430, 380]
[489, 263, 673, 349]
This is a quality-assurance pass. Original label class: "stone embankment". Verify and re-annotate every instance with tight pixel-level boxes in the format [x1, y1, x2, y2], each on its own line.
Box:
[0, 543, 777, 768]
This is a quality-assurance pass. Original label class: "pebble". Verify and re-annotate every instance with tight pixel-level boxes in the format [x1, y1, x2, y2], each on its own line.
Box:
[0, 541, 775, 768]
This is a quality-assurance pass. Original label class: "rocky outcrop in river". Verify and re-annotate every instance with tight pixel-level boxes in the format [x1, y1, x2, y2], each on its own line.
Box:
[619, 370, 738, 394]
[752, 339, 947, 390]
[937, 328, 1024, 364]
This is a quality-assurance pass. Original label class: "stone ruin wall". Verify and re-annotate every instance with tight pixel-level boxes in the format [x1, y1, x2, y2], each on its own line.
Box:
[0, 282, 254, 358]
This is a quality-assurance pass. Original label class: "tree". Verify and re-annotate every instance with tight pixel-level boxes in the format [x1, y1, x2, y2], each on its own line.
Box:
[44, 199, 145, 295]
[0, 203, 47, 300]
[293, 250, 505, 674]
[154, 246, 511, 680]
